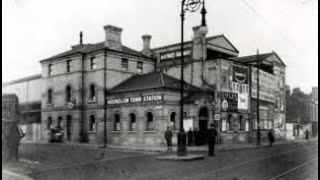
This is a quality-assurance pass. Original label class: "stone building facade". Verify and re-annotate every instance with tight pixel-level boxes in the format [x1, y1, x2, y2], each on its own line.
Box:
[2, 23, 287, 147]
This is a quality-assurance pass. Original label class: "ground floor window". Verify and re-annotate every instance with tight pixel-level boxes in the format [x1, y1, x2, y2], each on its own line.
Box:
[47, 117, 52, 130]
[114, 114, 121, 131]
[130, 113, 136, 131]
[146, 112, 154, 131]
[239, 115, 245, 131]
[58, 116, 63, 128]
[227, 114, 233, 131]
[89, 115, 96, 131]
[170, 112, 176, 130]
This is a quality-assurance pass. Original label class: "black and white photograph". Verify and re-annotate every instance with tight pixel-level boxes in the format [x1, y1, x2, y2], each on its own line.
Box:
[2, 0, 318, 179]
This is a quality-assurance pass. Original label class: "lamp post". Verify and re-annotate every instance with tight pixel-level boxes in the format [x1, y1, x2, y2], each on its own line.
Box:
[256, 50, 261, 145]
[178, 0, 207, 156]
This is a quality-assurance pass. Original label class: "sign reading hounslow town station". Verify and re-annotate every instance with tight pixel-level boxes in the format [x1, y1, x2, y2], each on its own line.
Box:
[107, 94, 163, 105]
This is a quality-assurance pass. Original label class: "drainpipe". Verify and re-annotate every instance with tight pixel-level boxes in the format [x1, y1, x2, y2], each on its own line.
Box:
[103, 49, 108, 148]
[80, 53, 85, 143]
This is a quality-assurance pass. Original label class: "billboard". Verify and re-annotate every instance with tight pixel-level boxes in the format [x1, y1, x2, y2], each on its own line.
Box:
[251, 67, 276, 103]
[232, 65, 249, 110]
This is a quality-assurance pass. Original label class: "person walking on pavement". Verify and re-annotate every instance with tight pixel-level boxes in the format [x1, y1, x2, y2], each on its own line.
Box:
[268, 129, 275, 147]
[207, 124, 218, 156]
[164, 126, 173, 152]
[305, 129, 309, 140]
[187, 128, 193, 146]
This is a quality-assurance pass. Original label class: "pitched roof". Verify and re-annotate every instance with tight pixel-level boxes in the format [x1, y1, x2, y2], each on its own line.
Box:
[108, 71, 204, 94]
[231, 52, 286, 66]
[41, 42, 151, 62]
[151, 34, 239, 55]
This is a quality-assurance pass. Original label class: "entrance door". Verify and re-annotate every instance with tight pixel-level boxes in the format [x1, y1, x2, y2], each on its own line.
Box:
[66, 115, 72, 141]
[198, 107, 209, 145]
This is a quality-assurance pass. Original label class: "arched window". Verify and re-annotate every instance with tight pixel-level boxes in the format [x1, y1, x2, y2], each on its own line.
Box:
[47, 117, 52, 130]
[227, 114, 233, 131]
[47, 89, 53, 104]
[129, 113, 136, 131]
[58, 116, 63, 128]
[89, 115, 96, 131]
[170, 112, 176, 130]
[66, 85, 72, 103]
[146, 112, 154, 131]
[89, 84, 96, 101]
[114, 114, 120, 131]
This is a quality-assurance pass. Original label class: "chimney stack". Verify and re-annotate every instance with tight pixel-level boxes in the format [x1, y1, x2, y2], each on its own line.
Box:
[192, 25, 208, 61]
[142, 35, 152, 57]
[103, 25, 123, 51]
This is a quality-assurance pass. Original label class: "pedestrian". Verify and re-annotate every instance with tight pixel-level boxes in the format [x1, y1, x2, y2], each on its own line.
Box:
[187, 128, 193, 146]
[268, 129, 274, 147]
[207, 124, 217, 156]
[305, 129, 309, 140]
[164, 126, 173, 152]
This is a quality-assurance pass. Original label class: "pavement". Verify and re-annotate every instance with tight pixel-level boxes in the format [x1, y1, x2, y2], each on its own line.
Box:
[2, 138, 317, 180]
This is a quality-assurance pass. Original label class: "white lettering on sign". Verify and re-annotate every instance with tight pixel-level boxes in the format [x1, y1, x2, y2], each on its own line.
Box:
[107, 95, 163, 105]
[160, 50, 191, 60]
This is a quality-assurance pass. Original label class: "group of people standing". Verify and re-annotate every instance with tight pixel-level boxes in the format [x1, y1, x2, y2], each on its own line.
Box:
[164, 124, 218, 156]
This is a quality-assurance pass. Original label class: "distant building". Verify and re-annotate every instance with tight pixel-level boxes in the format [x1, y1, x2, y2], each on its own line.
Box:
[2, 74, 42, 141]
[310, 87, 318, 137]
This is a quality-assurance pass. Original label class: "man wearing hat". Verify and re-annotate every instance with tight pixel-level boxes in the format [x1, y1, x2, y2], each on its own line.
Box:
[207, 123, 218, 156]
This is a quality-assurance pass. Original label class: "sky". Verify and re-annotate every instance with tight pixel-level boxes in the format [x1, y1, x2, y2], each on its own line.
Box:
[2, 0, 318, 93]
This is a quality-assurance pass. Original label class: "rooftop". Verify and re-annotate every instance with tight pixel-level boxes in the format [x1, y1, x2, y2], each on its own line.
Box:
[108, 71, 204, 94]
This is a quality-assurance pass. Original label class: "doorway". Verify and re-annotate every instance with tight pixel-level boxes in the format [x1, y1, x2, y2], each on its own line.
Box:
[66, 115, 72, 141]
[198, 107, 209, 145]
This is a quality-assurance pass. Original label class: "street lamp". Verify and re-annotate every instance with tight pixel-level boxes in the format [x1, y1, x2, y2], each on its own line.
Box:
[178, 0, 207, 156]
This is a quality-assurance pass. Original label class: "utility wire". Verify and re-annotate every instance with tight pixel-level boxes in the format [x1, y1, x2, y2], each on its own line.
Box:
[240, 0, 295, 47]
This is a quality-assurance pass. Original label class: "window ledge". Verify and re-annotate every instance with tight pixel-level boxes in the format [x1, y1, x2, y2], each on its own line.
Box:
[46, 103, 54, 107]
[111, 131, 122, 133]
[143, 131, 157, 133]
[88, 131, 97, 134]
[127, 131, 138, 133]
[87, 100, 98, 104]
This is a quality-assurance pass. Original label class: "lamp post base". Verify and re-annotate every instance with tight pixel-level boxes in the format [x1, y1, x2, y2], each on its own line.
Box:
[177, 130, 187, 156]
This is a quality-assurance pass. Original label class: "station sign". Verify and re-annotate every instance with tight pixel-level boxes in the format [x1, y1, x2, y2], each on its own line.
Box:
[107, 94, 163, 105]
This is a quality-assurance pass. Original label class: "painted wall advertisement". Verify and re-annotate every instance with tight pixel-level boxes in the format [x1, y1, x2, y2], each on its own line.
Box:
[251, 67, 276, 103]
[232, 65, 249, 110]
[220, 92, 238, 112]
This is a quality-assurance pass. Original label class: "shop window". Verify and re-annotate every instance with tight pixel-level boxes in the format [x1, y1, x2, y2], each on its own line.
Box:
[66, 60, 71, 72]
[66, 85, 72, 103]
[137, 61, 143, 73]
[114, 114, 120, 131]
[66, 115, 72, 141]
[47, 89, 53, 104]
[90, 57, 96, 70]
[47, 117, 52, 130]
[89, 115, 96, 131]
[129, 113, 136, 131]
[121, 58, 128, 70]
[89, 84, 96, 101]
[227, 114, 233, 131]
[170, 112, 176, 130]
[221, 119, 227, 132]
[146, 112, 154, 131]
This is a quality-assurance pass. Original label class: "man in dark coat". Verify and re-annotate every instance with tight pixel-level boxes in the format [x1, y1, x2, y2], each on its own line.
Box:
[164, 127, 173, 152]
[207, 124, 218, 156]
[187, 128, 193, 146]
[305, 129, 309, 140]
[268, 129, 275, 147]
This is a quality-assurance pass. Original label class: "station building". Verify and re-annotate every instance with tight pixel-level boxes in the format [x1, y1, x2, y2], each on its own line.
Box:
[2, 24, 287, 147]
